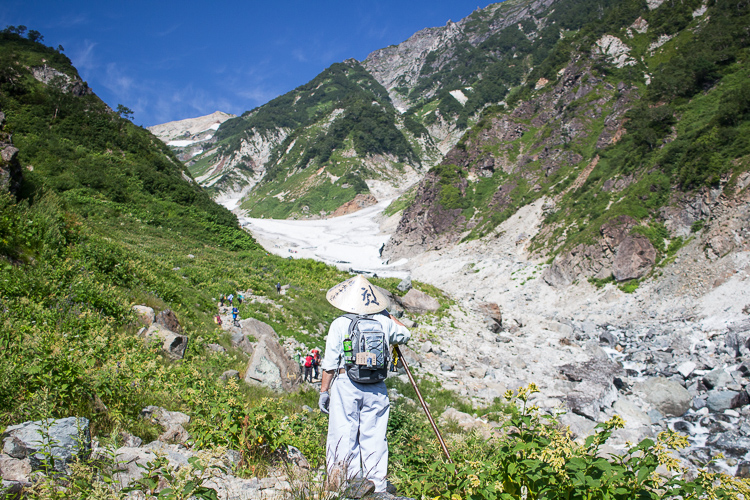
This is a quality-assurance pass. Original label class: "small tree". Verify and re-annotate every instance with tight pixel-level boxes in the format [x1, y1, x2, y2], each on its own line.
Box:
[116, 104, 134, 121]
[4, 25, 28, 36]
[27, 30, 44, 43]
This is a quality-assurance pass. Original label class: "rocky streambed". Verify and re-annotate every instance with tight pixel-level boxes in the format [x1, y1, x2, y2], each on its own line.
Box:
[392, 299, 750, 478]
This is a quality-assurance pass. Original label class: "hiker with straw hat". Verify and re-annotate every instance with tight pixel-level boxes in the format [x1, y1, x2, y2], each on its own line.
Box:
[319, 275, 410, 496]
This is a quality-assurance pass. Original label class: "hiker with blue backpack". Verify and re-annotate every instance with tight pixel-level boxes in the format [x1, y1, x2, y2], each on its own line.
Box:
[318, 275, 410, 496]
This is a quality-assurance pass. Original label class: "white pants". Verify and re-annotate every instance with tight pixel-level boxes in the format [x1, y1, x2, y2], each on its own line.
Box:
[326, 374, 390, 492]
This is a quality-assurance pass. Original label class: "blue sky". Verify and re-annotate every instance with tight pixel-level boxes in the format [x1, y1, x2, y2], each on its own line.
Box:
[3, 1, 496, 127]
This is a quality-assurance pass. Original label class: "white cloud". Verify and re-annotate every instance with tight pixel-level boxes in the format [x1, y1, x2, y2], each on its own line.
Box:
[69, 40, 97, 73]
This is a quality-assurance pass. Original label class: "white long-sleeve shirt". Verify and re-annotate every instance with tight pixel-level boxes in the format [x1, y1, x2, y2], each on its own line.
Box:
[321, 313, 410, 372]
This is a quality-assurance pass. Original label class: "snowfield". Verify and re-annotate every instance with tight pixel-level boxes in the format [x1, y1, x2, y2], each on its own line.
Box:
[236, 200, 409, 278]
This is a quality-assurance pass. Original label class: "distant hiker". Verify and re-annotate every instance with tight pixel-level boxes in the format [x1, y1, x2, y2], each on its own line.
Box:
[276, 282, 282, 294]
[231, 307, 239, 326]
[318, 275, 410, 494]
[294, 352, 302, 374]
[219, 294, 225, 307]
[237, 293, 243, 305]
[312, 348, 321, 379]
[303, 353, 314, 382]
[228, 293, 234, 306]
[215, 314, 222, 326]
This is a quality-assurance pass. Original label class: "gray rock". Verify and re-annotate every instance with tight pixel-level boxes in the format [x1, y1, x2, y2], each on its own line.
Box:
[613, 234, 656, 281]
[469, 367, 487, 379]
[440, 362, 455, 372]
[244, 322, 302, 392]
[154, 309, 182, 333]
[220, 370, 241, 381]
[206, 343, 227, 353]
[647, 409, 664, 423]
[0, 454, 31, 482]
[1, 480, 25, 497]
[132, 305, 155, 327]
[599, 331, 617, 348]
[400, 289, 440, 314]
[559, 357, 623, 385]
[676, 361, 697, 378]
[611, 397, 654, 443]
[703, 368, 733, 390]
[224, 449, 242, 469]
[567, 381, 618, 420]
[140, 407, 190, 428]
[143, 323, 188, 360]
[396, 277, 412, 292]
[706, 391, 740, 412]
[496, 335, 513, 343]
[158, 425, 189, 444]
[120, 432, 142, 448]
[439, 408, 491, 437]
[708, 432, 750, 456]
[634, 377, 692, 417]
[737, 461, 750, 479]
[398, 345, 422, 368]
[1, 417, 90, 473]
[558, 412, 597, 438]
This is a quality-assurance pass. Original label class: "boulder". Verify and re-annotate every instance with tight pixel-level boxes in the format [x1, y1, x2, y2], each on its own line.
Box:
[1, 417, 90, 473]
[708, 432, 750, 456]
[440, 362, 455, 372]
[244, 323, 302, 392]
[633, 377, 692, 417]
[558, 412, 597, 439]
[239, 318, 277, 341]
[159, 425, 189, 444]
[478, 303, 503, 331]
[610, 397, 654, 443]
[398, 345, 422, 368]
[439, 408, 492, 438]
[143, 323, 188, 360]
[567, 381, 618, 420]
[559, 357, 624, 385]
[220, 370, 241, 382]
[400, 289, 440, 314]
[397, 276, 412, 292]
[702, 368, 733, 390]
[469, 367, 487, 379]
[140, 406, 190, 428]
[132, 305, 155, 327]
[613, 234, 656, 281]
[155, 309, 182, 333]
[0, 454, 31, 482]
[676, 361, 697, 378]
[206, 343, 227, 353]
[705, 390, 741, 412]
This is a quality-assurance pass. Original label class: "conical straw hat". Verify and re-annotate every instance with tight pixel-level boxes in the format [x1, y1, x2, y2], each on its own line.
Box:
[326, 275, 389, 314]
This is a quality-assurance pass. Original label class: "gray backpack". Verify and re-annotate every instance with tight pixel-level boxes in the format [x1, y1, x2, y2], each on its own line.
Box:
[342, 314, 389, 384]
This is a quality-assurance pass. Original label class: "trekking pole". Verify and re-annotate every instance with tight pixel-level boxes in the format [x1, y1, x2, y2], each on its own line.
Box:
[393, 345, 453, 463]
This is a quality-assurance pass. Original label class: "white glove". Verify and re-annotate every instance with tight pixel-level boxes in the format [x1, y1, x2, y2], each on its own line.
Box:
[318, 391, 330, 414]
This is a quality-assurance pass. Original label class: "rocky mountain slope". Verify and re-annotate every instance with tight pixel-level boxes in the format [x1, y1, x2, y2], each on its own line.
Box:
[385, 0, 750, 288]
[147, 111, 235, 163]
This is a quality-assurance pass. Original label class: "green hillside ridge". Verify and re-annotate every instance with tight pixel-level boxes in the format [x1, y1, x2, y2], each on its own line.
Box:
[392, 0, 750, 277]
[192, 60, 422, 219]
[1, 26, 748, 500]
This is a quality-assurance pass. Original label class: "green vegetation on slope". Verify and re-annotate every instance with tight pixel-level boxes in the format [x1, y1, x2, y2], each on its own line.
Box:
[420, 0, 750, 257]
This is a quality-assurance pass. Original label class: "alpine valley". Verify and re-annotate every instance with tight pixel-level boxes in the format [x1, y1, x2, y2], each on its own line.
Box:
[2, 0, 750, 497]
